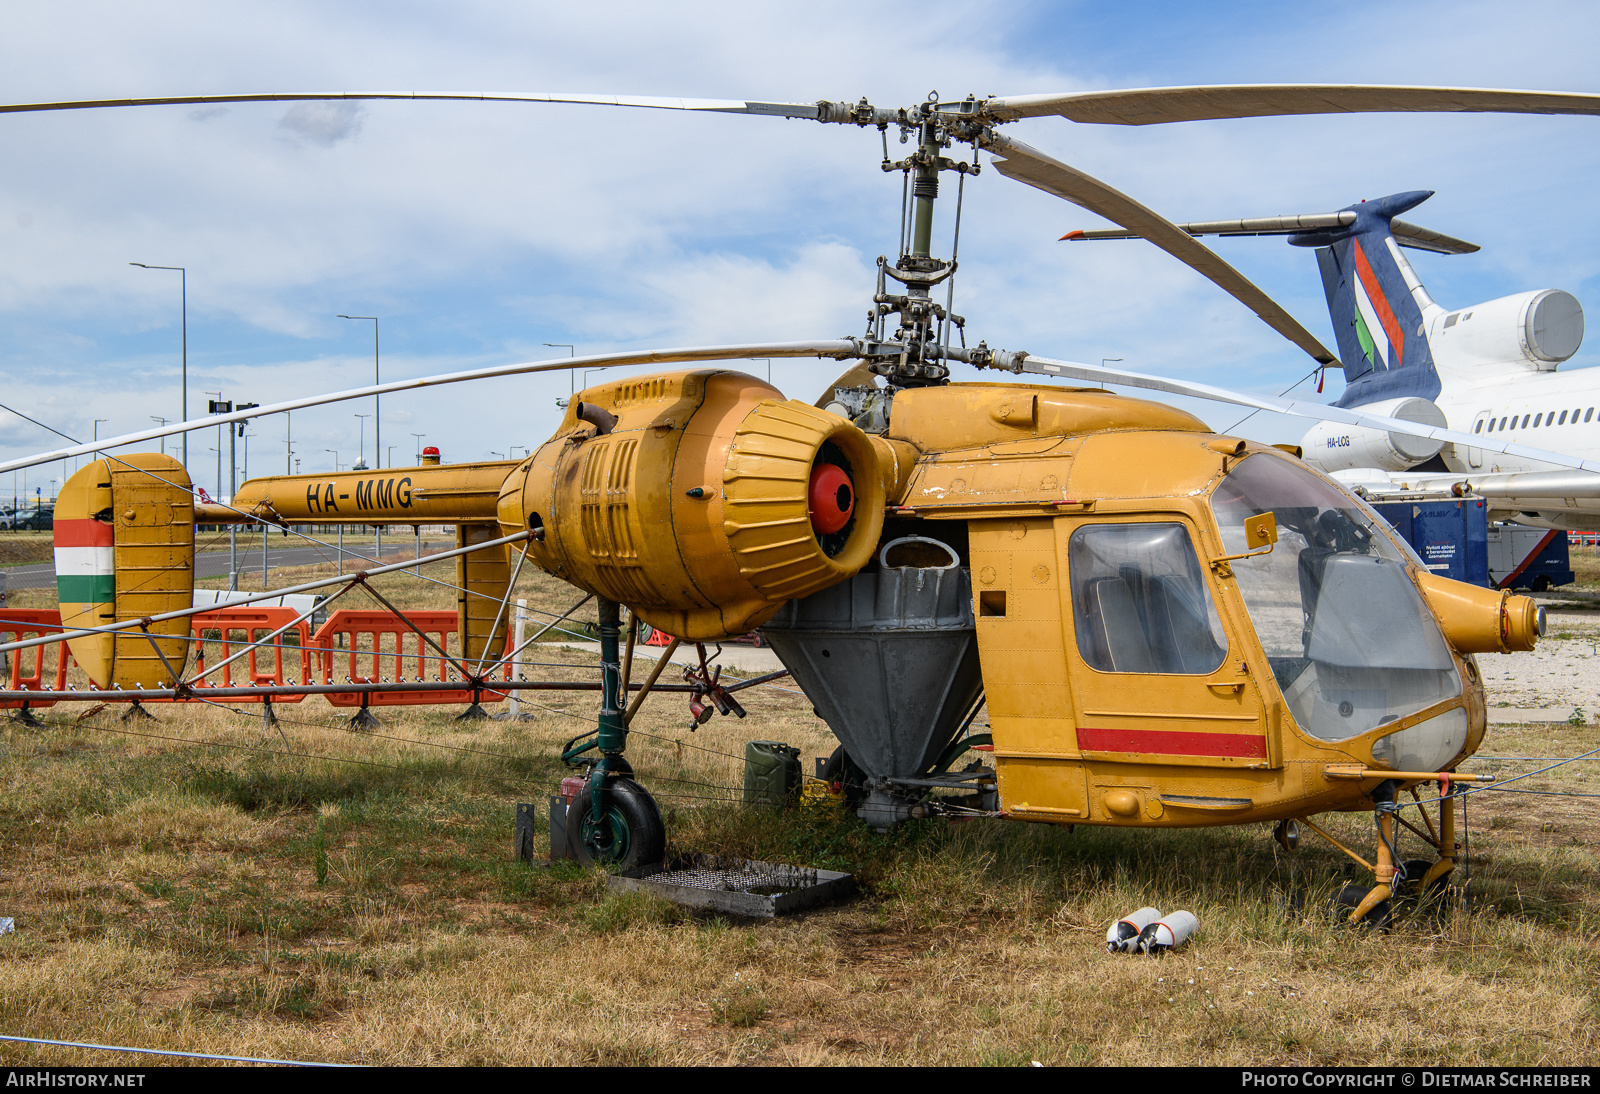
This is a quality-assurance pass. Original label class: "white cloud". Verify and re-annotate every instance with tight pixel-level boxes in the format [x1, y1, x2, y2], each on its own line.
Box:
[0, 0, 1597, 471]
[277, 101, 364, 147]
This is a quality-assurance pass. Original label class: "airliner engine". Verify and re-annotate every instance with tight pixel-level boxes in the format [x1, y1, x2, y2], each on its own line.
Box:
[1301, 396, 1448, 474]
[1433, 289, 1585, 371]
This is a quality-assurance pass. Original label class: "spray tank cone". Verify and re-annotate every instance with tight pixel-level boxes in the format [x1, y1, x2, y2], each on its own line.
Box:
[1137, 910, 1198, 954]
[1106, 907, 1162, 953]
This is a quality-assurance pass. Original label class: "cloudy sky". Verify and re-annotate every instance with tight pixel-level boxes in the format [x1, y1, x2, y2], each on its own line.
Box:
[3, 0, 1599, 499]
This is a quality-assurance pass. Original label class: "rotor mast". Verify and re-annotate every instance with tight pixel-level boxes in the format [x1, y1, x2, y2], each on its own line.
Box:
[822, 92, 988, 388]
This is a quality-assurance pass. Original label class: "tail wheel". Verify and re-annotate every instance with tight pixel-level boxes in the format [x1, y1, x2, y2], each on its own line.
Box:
[565, 776, 666, 869]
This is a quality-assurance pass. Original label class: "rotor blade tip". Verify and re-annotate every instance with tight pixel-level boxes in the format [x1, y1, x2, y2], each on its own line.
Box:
[1059, 231, 1085, 241]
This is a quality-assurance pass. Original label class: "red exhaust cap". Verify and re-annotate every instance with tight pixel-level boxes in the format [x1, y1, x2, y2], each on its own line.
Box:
[808, 462, 855, 534]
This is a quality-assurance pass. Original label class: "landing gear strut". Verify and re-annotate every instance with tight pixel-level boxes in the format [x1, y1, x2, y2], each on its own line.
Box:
[558, 597, 665, 869]
[1297, 777, 1464, 930]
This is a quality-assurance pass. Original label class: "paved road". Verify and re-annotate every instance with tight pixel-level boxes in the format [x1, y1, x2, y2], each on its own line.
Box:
[554, 640, 783, 674]
[2, 539, 448, 590]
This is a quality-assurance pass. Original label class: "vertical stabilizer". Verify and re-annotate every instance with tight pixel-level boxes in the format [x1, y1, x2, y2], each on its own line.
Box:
[1292, 192, 1441, 407]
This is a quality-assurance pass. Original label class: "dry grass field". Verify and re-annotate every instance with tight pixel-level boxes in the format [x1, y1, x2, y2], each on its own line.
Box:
[2, 540, 1600, 1066]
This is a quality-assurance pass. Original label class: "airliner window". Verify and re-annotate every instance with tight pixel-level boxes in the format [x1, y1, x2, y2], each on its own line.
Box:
[1474, 420, 1484, 433]
[1068, 523, 1227, 675]
[1561, 411, 1569, 425]
[1588, 409, 1595, 423]
[1210, 454, 1459, 744]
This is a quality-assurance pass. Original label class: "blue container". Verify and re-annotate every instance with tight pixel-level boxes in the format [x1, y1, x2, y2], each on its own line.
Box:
[1370, 498, 1490, 586]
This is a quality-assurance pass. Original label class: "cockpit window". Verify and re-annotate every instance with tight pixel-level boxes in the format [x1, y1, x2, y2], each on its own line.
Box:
[1068, 523, 1228, 675]
[1210, 454, 1459, 743]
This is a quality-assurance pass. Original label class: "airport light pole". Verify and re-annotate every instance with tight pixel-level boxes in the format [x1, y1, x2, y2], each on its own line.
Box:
[150, 417, 168, 457]
[411, 433, 425, 463]
[1099, 359, 1122, 395]
[339, 316, 379, 467]
[545, 343, 575, 402]
[130, 263, 186, 471]
[353, 414, 371, 469]
[204, 392, 223, 499]
[92, 420, 107, 458]
[326, 449, 343, 572]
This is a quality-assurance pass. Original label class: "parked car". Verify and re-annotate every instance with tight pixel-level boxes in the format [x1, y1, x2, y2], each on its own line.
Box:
[12, 508, 53, 531]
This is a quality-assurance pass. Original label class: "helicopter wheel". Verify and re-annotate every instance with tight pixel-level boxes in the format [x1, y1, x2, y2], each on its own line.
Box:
[1395, 858, 1455, 918]
[820, 745, 869, 807]
[1329, 881, 1392, 933]
[565, 777, 666, 870]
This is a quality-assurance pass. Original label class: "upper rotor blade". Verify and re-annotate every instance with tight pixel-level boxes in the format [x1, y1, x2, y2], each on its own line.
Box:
[986, 84, 1600, 125]
[984, 133, 1340, 367]
[0, 339, 861, 475]
[0, 91, 821, 119]
[1008, 355, 1600, 474]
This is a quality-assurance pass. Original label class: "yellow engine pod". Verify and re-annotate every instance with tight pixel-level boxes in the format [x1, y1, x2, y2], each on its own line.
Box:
[504, 369, 887, 640]
[1414, 570, 1544, 654]
[54, 454, 194, 689]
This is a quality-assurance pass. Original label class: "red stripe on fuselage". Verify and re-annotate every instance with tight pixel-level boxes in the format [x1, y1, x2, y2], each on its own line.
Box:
[1077, 726, 1266, 758]
[53, 518, 114, 548]
[1353, 238, 1406, 368]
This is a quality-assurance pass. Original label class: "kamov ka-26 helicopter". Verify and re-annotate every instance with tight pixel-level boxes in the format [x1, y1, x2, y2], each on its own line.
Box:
[5, 84, 1597, 926]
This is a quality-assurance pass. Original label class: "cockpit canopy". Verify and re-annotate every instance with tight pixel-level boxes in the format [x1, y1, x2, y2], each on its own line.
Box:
[1211, 454, 1464, 769]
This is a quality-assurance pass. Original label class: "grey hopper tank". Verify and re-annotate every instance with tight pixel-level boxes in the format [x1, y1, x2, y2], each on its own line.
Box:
[760, 536, 985, 827]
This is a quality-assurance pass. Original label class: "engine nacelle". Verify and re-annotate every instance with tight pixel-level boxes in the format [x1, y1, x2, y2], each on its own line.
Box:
[1432, 289, 1584, 370]
[1301, 397, 1447, 474]
[501, 369, 889, 641]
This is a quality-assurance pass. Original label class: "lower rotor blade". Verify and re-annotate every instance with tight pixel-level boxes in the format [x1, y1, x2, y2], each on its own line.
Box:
[0, 339, 862, 475]
[1006, 354, 1600, 474]
[0, 91, 821, 119]
[984, 133, 1340, 367]
[986, 84, 1600, 125]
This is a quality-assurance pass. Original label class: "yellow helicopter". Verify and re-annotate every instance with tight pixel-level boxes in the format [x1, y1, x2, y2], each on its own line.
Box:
[5, 83, 1597, 926]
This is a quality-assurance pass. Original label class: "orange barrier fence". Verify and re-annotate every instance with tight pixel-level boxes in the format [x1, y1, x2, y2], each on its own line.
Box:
[0, 610, 72, 709]
[186, 607, 315, 704]
[0, 606, 511, 711]
[311, 609, 511, 708]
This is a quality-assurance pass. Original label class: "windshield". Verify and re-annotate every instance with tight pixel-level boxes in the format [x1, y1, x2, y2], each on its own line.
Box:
[1210, 454, 1459, 743]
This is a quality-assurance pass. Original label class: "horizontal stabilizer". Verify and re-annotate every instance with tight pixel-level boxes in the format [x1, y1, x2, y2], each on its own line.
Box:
[1063, 214, 1478, 254]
